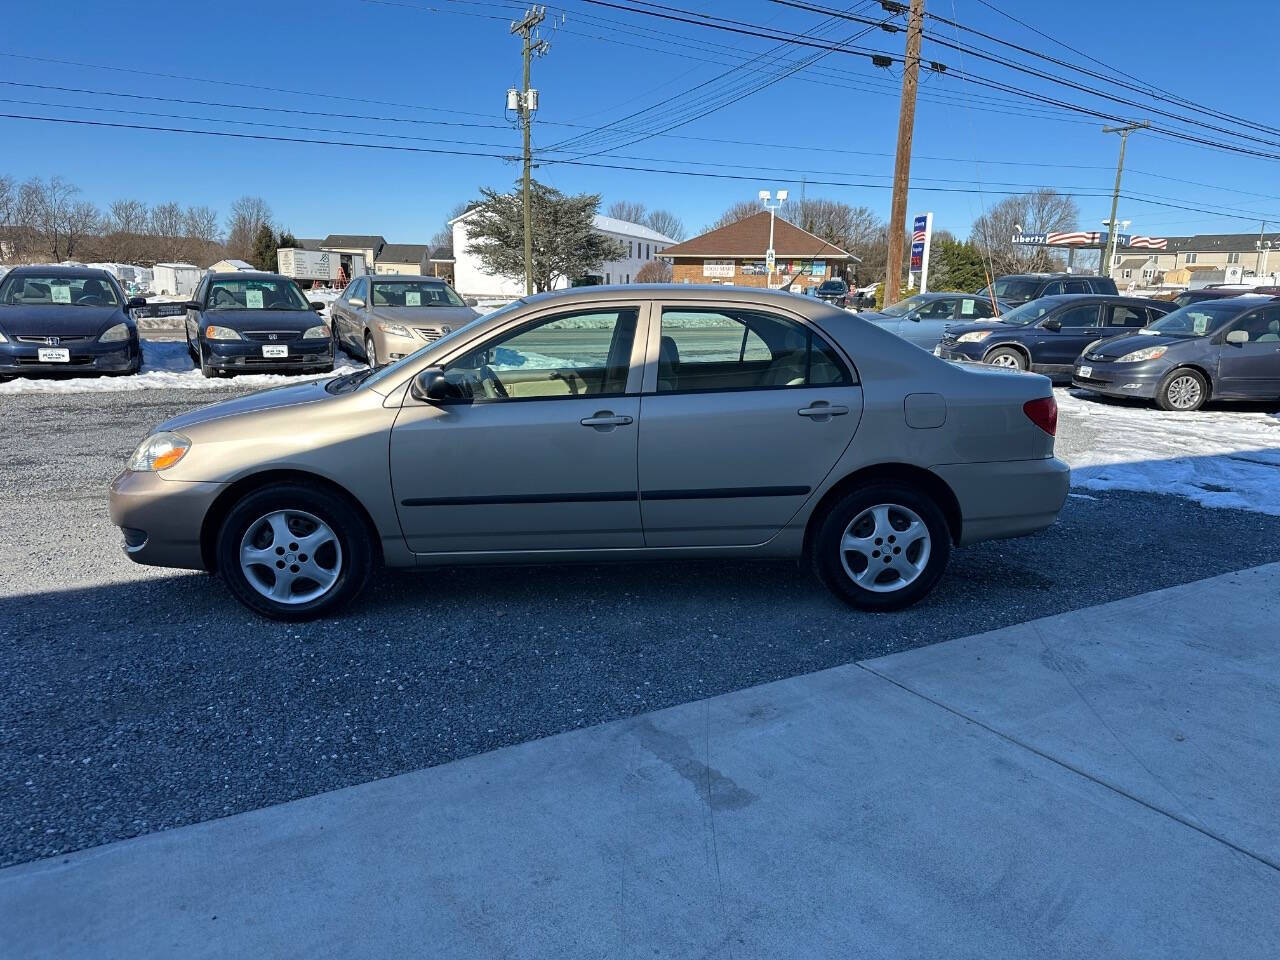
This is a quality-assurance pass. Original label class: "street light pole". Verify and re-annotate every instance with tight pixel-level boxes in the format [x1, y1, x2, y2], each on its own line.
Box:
[759, 189, 788, 287]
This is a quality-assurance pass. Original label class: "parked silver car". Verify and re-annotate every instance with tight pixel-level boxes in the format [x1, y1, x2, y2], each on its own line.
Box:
[110, 285, 1069, 621]
[330, 275, 479, 366]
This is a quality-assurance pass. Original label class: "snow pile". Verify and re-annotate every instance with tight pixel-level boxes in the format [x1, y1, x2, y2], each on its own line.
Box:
[1059, 389, 1280, 515]
[0, 341, 365, 394]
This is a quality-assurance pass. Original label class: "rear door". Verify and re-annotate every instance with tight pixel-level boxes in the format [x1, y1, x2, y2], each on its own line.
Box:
[1217, 305, 1280, 397]
[1036, 302, 1105, 368]
[637, 303, 862, 547]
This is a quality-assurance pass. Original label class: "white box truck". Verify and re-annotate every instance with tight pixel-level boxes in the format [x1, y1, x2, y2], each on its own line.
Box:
[277, 248, 367, 285]
[151, 263, 202, 298]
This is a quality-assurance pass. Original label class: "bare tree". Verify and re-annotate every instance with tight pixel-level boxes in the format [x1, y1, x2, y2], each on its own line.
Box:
[430, 201, 469, 250]
[969, 188, 1079, 275]
[707, 200, 762, 231]
[645, 208, 686, 241]
[184, 205, 223, 265]
[20, 176, 90, 261]
[606, 200, 648, 225]
[225, 195, 272, 260]
[634, 259, 672, 283]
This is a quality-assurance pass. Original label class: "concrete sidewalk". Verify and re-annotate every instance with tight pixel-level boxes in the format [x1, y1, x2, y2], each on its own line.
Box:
[4, 565, 1278, 959]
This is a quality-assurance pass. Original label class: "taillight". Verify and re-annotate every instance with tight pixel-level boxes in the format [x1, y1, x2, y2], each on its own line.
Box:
[1023, 396, 1057, 436]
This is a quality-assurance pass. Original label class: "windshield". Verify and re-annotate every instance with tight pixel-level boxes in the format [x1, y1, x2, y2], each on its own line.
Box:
[371, 279, 467, 308]
[1145, 301, 1244, 337]
[355, 301, 515, 392]
[817, 280, 847, 293]
[206, 277, 310, 311]
[0, 274, 121, 307]
[881, 294, 930, 317]
[992, 299, 1055, 326]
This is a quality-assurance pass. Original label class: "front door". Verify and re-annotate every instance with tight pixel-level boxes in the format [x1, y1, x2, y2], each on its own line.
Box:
[637, 304, 863, 547]
[1035, 302, 1106, 368]
[1218, 305, 1280, 398]
[902, 296, 957, 349]
[389, 303, 647, 553]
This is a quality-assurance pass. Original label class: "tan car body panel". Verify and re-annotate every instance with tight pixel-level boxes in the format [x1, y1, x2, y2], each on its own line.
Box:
[110, 285, 1068, 571]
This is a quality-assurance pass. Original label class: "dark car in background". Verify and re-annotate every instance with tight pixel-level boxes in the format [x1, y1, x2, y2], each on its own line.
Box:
[938, 294, 1172, 379]
[813, 278, 851, 308]
[184, 272, 333, 378]
[1167, 287, 1250, 308]
[1073, 295, 1280, 410]
[0, 265, 143, 378]
[859, 292, 1007, 351]
[975, 273, 1118, 307]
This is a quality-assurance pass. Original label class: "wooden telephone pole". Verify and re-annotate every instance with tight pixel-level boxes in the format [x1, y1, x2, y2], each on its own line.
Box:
[1101, 120, 1149, 278]
[883, 0, 924, 306]
[511, 6, 548, 295]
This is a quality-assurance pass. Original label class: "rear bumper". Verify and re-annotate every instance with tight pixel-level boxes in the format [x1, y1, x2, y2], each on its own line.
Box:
[205, 338, 333, 371]
[0, 339, 140, 375]
[932, 457, 1070, 546]
[109, 469, 226, 570]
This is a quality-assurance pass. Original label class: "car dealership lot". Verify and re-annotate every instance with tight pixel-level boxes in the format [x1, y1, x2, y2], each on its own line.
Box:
[3, 377, 1280, 867]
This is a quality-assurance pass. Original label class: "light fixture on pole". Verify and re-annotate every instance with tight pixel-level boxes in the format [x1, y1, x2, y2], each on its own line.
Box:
[1257, 238, 1274, 277]
[1101, 218, 1131, 276]
[760, 189, 788, 286]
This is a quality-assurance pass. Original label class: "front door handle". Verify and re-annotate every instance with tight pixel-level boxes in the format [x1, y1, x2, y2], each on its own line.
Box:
[798, 402, 849, 421]
[580, 412, 633, 428]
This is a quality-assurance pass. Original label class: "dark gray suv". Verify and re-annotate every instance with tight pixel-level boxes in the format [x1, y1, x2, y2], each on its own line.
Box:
[977, 273, 1118, 307]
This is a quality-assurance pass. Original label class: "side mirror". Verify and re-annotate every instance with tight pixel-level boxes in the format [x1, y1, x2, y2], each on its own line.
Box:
[1226, 329, 1249, 345]
[310, 301, 326, 312]
[349, 296, 365, 308]
[1042, 318, 1062, 332]
[410, 366, 460, 402]
[465, 298, 478, 307]
[183, 300, 202, 311]
[906, 311, 921, 322]
[127, 296, 147, 309]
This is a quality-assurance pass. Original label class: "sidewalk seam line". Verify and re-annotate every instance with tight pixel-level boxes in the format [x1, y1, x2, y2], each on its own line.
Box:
[853, 660, 1280, 875]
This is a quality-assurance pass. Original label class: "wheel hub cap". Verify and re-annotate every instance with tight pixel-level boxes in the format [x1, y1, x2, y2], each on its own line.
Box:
[839, 503, 931, 593]
[239, 509, 342, 605]
[1168, 375, 1201, 408]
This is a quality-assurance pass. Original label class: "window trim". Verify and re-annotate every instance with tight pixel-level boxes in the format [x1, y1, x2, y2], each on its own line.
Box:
[643, 302, 857, 396]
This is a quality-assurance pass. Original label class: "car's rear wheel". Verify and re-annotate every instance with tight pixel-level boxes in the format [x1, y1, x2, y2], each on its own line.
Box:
[216, 483, 373, 621]
[1156, 368, 1208, 412]
[364, 332, 378, 367]
[811, 483, 951, 611]
[985, 347, 1026, 371]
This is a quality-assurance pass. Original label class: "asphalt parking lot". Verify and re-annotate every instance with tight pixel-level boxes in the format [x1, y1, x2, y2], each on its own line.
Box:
[4, 382, 1280, 869]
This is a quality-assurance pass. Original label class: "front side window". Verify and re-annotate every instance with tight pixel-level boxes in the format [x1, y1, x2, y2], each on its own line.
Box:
[657, 308, 850, 393]
[439, 308, 638, 400]
[0, 274, 122, 306]
[207, 277, 309, 311]
[1230, 307, 1280, 342]
[916, 298, 955, 319]
[1052, 304, 1101, 328]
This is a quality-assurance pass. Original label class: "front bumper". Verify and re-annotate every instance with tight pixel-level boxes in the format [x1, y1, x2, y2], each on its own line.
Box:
[1071, 359, 1168, 399]
[205, 338, 333, 372]
[932, 457, 1070, 546]
[936, 343, 985, 363]
[109, 469, 227, 570]
[0, 338, 139, 375]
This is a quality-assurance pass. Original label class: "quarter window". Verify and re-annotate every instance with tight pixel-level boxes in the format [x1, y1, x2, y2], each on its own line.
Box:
[657, 308, 852, 393]
[439, 308, 638, 400]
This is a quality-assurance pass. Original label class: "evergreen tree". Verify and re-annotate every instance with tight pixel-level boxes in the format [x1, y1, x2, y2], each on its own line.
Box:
[249, 223, 277, 271]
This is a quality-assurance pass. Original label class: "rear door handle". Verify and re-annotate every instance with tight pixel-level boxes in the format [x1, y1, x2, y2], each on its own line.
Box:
[580, 413, 633, 427]
[798, 402, 849, 420]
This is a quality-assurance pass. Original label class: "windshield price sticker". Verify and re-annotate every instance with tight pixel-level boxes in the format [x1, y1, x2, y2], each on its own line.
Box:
[246, 288, 264, 309]
[51, 284, 72, 304]
[406, 291, 421, 306]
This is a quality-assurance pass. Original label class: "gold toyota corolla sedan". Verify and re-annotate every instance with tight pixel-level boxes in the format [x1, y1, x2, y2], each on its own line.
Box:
[110, 285, 1069, 621]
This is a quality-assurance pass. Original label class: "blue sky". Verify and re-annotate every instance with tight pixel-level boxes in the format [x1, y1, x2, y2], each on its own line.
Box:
[2, 0, 1277, 245]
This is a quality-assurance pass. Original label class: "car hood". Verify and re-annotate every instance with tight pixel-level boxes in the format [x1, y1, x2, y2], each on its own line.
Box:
[367, 305, 479, 329]
[856, 311, 894, 322]
[202, 309, 321, 332]
[159, 380, 331, 433]
[0, 304, 129, 337]
[945, 320, 1008, 336]
[1084, 331, 1196, 360]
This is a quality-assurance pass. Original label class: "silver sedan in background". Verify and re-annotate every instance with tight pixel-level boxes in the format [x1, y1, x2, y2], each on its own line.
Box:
[331, 275, 479, 366]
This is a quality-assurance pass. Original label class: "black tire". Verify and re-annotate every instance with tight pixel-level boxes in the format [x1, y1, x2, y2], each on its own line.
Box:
[199, 343, 220, 378]
[215, 482, 374, 622]
[1155, 367, 1208, 412]
[810, 482, 952, 611]
[984, 346, 1027, 371]
[364, 332, 378, 367]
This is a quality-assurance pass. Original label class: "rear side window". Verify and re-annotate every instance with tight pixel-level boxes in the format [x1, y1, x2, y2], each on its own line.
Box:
[959, 297, 994, 318]
[1106, 305, 1147, 328]
[657, 308, 852, 393]
[1041, 280, 1064, 296]
[1064, 279, 1091, 294]
[1054, 304, 1102, 328]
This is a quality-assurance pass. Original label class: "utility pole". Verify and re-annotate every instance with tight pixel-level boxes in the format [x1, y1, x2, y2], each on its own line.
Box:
[884, 0, 924, 307]
[1101, 120, 1149, 279]
[511, 6, 548, 295]
[1255, 221, 1268, 275]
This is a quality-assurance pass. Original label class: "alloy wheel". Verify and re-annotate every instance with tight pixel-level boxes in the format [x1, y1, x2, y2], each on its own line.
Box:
[238, 509, 342, 605]
[1166, 374, 1203, 410]
[989, 353, 1021, 369]
[838, 503, 932, 593]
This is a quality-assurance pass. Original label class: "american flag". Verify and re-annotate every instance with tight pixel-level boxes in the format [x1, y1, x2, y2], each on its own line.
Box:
[1046, 231, 1100, 246]
[912, 227, 927, 243]
[1127, 236, 1168, 249]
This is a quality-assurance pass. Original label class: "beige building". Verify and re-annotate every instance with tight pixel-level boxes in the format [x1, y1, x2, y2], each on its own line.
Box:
[1113, 232, 1280, 282]
[374, 243, 430, 275]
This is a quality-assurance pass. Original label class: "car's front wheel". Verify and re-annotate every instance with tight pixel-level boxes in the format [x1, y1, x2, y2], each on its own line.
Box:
[215, 483, 374, 621]
[984, 346, 1027, 371]
[1156, 368, 1208, 411]
[364, 332, 378, 367]
[811, 483, 952, 611]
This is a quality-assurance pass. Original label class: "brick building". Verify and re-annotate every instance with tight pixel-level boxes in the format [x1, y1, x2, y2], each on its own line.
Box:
[659, 211, 858, 289]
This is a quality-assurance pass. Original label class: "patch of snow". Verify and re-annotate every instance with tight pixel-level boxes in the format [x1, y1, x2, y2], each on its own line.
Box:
[0, 341, 365, 394]
[1059, 389, 1280, 515]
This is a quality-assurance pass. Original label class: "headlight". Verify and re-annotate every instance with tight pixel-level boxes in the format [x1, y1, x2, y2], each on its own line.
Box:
[127, 432, 191, 472]
[205, 325, 242, 340]
[1083, 339, 1102, 355]
[956, 331, 991, 343]
[302, 324, 330, 339]
[377, 320, 411, 338]
[99, 322, 131, 343]
[1117, 345, 1168, 363]
[0, 329, 7, 343]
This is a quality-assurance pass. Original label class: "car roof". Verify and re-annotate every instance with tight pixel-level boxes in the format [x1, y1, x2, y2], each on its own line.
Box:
[207, 271, 290, 281]
[7, 264, 115, 280]
[1033, 293, 1160, 304]
[517, 283, 848, 313]
[368, 274, 450, 282]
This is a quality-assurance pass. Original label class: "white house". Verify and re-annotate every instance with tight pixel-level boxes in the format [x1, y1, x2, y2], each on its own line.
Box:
[450, 208, 677, 299]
